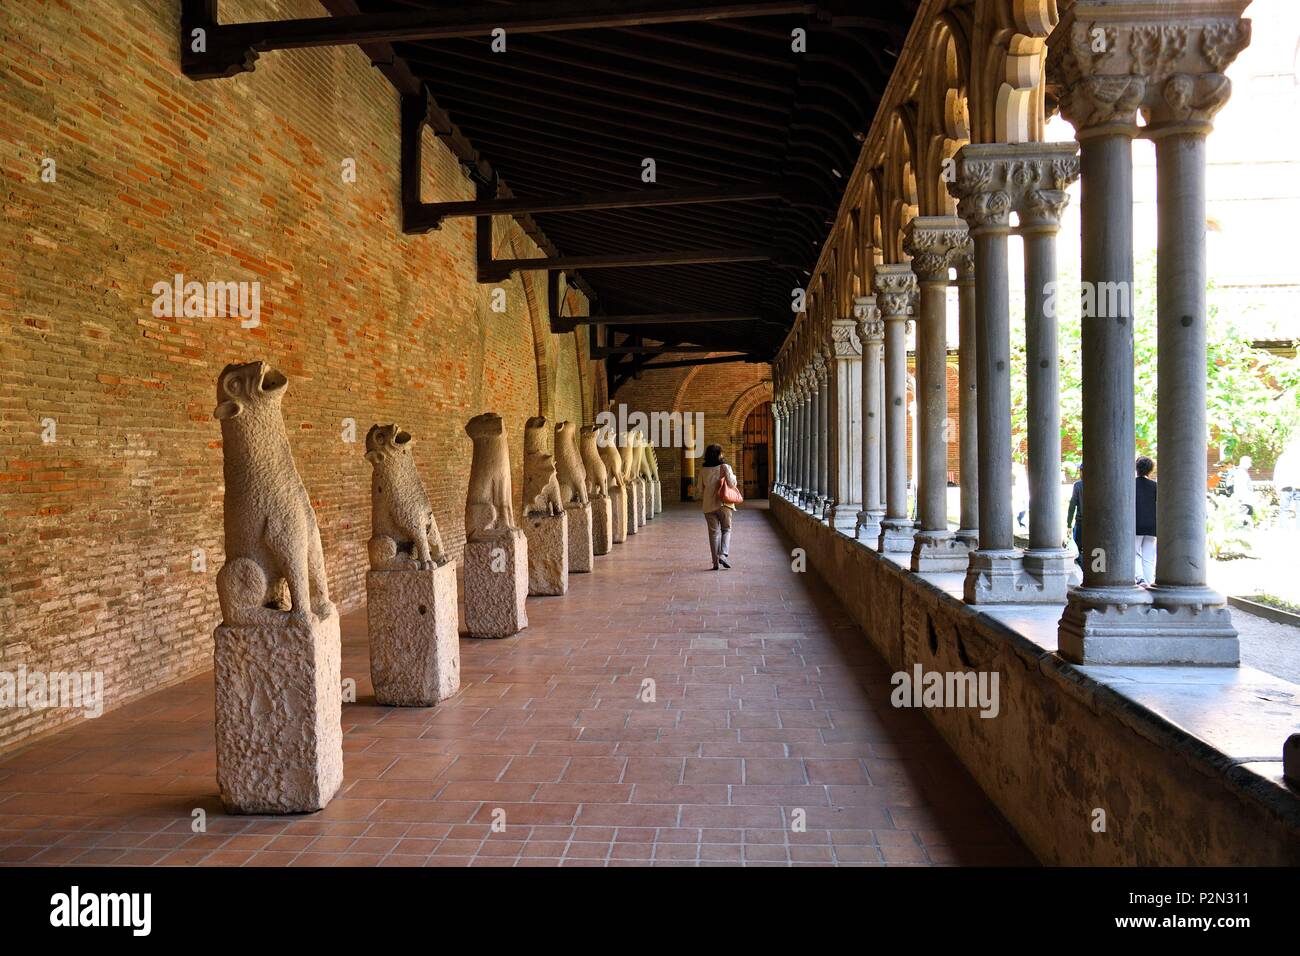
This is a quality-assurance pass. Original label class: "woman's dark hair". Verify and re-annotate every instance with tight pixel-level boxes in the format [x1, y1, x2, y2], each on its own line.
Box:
[1136, 456, 1154, 477]
[702, 443, 724, 467]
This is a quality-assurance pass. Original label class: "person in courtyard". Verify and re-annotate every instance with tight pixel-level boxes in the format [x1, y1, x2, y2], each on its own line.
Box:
[1135, 456, 1157, 586]
[1232, 455, 1256, 524]
[699, 443, 739, 570]
[1066, 465, 1083, 569]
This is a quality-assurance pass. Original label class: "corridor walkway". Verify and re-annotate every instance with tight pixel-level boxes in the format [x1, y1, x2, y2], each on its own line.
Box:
[0, 503, 1031, 866]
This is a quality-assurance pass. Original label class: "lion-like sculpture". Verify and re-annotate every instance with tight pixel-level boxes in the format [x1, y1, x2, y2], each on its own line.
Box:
[553, 420, 589, 506]
[213, 360, 333, 627]
[365, 423, 447, 571]
[598, 430, 624, 490]
[579, 425, 609, 499]
[521, 415, 564, 517]
[464, 412, 517, 539]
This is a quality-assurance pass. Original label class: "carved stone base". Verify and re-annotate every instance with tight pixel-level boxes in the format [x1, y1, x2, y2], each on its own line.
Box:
[652, 479, 662, 515]
[955, 527, 979, 549]
[1020, 548, 1073, 602]
[566, 502, 594, 572]
[214, 610, 343, 814]
[829, 502, 860, 534]
[878, 517, 916, 553]
[627, 482, 641, 534]
[963, 549, 1065, 604]
[590, 495, 613, 555]
[464, 530, 529, 638]
[855, 509, 883, 544]
[366, 564, 460, 707]
[1058, 584, 1240, 665]
[610, 486, 628, 543]
[523, 511, 569, 596]
[911, 530, 974, 572]
[635, 479, 649, 527]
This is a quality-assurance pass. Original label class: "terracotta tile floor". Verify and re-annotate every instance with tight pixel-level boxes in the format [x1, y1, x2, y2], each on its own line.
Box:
[0, 501, 1034, 867]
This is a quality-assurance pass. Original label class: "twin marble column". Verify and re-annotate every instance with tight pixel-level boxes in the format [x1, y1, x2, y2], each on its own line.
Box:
[854, 296, 885, 541]
[1047, 0, 1245, 664]
[875, 263, 919, 553]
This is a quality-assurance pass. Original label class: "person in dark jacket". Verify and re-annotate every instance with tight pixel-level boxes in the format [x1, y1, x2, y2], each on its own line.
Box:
[1066, 467, 1083, 568]
[1135, 456, 1157, 585]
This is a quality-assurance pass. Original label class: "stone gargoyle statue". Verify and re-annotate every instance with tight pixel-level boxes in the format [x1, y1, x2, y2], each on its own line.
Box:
[522, 415, 565, 517]
[365, 423, 447, 571]
[598, 429, 624, 490]
[213, 360, 334, 627]
[464, 411, 518, 540]
[579, 425, 609, 499]
[638, 434, 656, 482]
[553, 420, 589, 507]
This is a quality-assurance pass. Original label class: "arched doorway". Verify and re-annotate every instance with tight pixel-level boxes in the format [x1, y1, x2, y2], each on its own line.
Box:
[739, 403, 773, 499]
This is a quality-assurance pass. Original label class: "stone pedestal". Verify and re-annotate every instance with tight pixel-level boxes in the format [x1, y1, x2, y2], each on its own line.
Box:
[214, 611, 343, 814]
[963, 550, 1070, 605]
[652, 479, 662, 515]
[878, 518, 915, 554]
[567, 502, 594, 572]
[464, 529, 529, 637]
[911, 531, 975, 572]
[610, 486, 628, 543]
[366, 564, 460, 707]
[627, 482, 642, 534]
[590, 495, 613, 555]
[523, 511, 568, 596]
[1059, 587, 1238, 666]
[635, 478, 649, 526]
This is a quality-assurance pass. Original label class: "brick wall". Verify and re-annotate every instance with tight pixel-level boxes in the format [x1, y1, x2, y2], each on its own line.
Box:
[612, 356, 772, 501]
[0, 0, 598, 752]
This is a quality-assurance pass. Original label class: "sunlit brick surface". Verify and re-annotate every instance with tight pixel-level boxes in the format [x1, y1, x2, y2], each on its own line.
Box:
[0, 503, 1032, 866]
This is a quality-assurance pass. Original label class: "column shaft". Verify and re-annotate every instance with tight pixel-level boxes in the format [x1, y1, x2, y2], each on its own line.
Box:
[956, 266, 979, 542]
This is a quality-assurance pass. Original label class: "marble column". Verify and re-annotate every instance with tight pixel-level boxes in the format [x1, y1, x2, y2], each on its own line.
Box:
[798, 372, 813, 509]
[1047, 0, 1246, 663]
[1019, 171, 1078, 600]
[815, 349, 832, 519]
[829, 319, 863, 532]
[875, 263, 918, 553]
[854, 296, 885, 542]
[904, 216, 973, 571]
[774, 396, 786, 496]
[954, 245, 979, 548]
[807, 365, 822, 513]
[950, 143, 1078, 603]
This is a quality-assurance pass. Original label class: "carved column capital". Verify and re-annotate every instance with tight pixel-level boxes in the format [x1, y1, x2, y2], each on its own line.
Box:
[830, 317, 862, 358]
[852, 295, 884, 344]
[813, 350, 831, 385]
[903, 216, 970, 282]
[948, 143, 1080, 235]
[873, 263, 918, 321]
[952, 240, 976, 283]
[1046, 0, 1251, 138]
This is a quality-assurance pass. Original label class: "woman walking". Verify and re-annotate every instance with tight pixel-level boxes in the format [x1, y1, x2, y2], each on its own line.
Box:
[1135, 456, 1157, 586]
[699, 443, 739, 569]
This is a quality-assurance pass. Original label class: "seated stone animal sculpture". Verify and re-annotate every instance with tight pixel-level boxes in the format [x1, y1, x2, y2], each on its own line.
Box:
[365, 423, 447, 571]
[213, 361, 334, 627]
[464, 412, 517, 540]
[553, 421, 589, 506]
[579, 425, 608, 498]
[638, 435, 656, 481]
[598, 431, 624, 490]
[522, 416, 565, 517]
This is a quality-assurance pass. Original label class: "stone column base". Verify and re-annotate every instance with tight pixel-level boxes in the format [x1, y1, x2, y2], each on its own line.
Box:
[878, 517, 915, 553]
[567, 502, 594, 572]
[855, 509, 883, 544]
[590, 495, 613, 555]
[610, 487, 627, 543]
[523, 511, 569, 596]
[1059, 584, 1240, 665]
[367, 564, 460, 707]
[1020, 549, 1073, 602]
[911, 530, 974, 572]
[829, 502, 861, 534]
[963, 549, 1067, 604]
[464, 530, 529, 637]
[956, 527, 979, 548]
[214, 610, 343, 814]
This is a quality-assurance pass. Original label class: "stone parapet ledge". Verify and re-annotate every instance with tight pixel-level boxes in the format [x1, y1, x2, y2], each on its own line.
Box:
[770, 495, 1300, 864]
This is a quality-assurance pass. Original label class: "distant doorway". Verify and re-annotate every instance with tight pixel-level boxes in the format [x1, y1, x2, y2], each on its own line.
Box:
[740, 402, 772, 499]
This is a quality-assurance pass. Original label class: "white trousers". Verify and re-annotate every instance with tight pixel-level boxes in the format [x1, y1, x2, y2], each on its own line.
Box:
[1135, 535, 1156, 584]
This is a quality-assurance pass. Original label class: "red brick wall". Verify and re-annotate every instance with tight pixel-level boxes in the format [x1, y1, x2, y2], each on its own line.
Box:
[0, 0, 599, 751]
